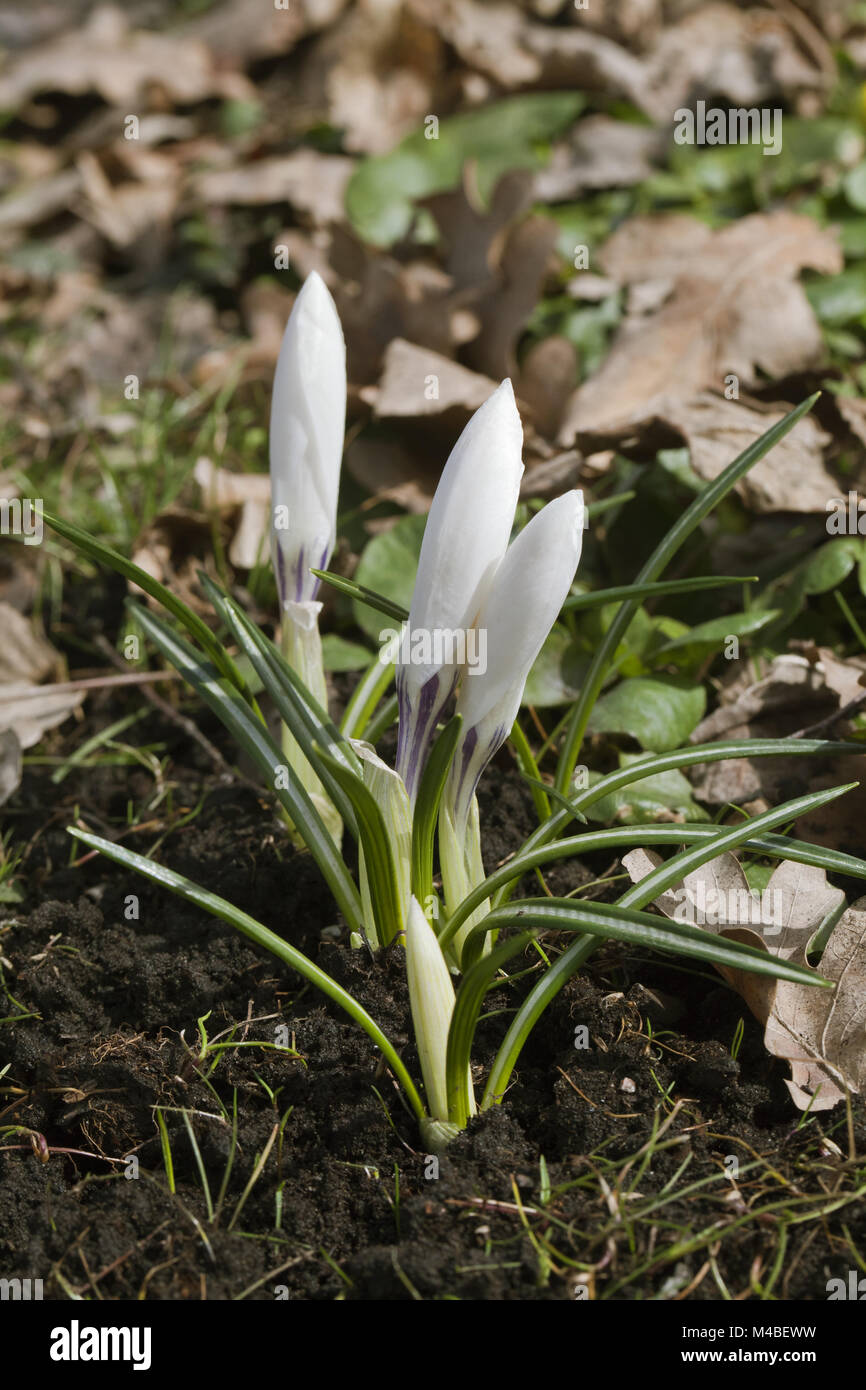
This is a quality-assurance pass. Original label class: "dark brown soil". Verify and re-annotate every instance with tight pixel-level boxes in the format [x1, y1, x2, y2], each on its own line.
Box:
[3, 657, 865, 1302]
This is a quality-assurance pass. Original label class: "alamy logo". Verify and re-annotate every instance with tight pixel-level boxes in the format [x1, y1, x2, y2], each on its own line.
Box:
[670, 883, 785, 933]
[674, 101, 782, 156]
[0, 1277, 43, 1299]
[378, 624, 487, 674]
[826, 1271, 866, 1300]
[0, 497, 43, 545]
[49, 1320, 152, 1371]
[826, 492, 866, 535]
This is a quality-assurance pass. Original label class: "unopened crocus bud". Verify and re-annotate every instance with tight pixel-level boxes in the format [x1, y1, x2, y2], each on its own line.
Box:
[270, 271, 346, 609]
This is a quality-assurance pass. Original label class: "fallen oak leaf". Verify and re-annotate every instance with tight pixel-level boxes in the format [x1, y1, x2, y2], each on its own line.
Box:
[623, 849, 863, 1110]
[558, 212, 842, 445]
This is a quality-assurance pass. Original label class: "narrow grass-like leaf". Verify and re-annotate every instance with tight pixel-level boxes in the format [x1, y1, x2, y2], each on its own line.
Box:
[475, 900, 830, 986]
[364, 692, 400, 744]
[411, 714, 462, 907]
[555, 394, 821, 792]
[129, 600, 364, 934]
[198, 574, 361, 834]
[311, 569, 409, 623]
[43, 510, 253, 699]
[480, 895, 832, 1112]
[67, 827, 424, 1122]
[511, 737, 864, 896]
[316, 747, 406, 947]
[563, 575, 757, 612]
[438, 823, 866, 952]
[508, 720, 550, 822]
[617, 782, 858, 910]
[341, 657, 395, 740]
[446, 932, 534, 1129]
[482, 782, 858, 1109]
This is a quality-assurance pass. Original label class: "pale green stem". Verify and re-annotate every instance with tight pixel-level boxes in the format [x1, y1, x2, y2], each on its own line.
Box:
[280, 601, 342, 848]
[440, 795, 490, 968]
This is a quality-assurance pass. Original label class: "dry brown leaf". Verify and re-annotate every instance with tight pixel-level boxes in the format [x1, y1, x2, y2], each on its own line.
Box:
[180, 0, 348, 62]
[366, 338, 498, 421]
[0, 169, 82, 235]
[303, 0, 440, 155]
[194, 458, 270, 570]
[572, 393, 837, 515]
[688, 650, 866, 805]
[0, 729, 21, 807]
[624, 848, 861, 1110]
[640, 2, 827, 118]
[75, 151, 178, 251]
[534, 116, 663, 201]
[0, 683, 84, 751]
[0, 5, 247, 111]
[418, 0, 823, 119]
[559, 212, 842, 446]
[464, 213, 559, 379]
[0, 601, 59, 685]
[515, 335, 577, 439]
[193, 152, 356, 226]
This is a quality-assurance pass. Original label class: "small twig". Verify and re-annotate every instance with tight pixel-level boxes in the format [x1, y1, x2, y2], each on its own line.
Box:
[92, 635, 256, 787]
[789, 690, 866, 739]
[0, 670, 182, 701]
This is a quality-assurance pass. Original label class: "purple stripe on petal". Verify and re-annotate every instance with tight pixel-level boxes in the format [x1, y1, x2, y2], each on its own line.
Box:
[275, 546, 288, 607]
[396, 670, 442, 801]
[452, 721, 507, 830]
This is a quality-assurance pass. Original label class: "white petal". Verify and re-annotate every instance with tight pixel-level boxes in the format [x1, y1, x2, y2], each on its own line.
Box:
[458, 491, 584, 729]
[269, 272, 346, 605]
[448, 492, 584, 825]
[396, 380, 523, 798]
[406, 379, 524, 683]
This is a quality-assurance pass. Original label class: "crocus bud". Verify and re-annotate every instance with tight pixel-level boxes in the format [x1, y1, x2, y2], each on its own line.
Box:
[270, 271, 346, 608]
[447, 491, 585, 832]
[404, 896, 475, 1123]
[395, 380, 524, 803]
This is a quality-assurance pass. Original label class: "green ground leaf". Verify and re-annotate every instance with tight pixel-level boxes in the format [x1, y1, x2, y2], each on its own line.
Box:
[345, 93, 584, 246]
[352, 514, 425, 639]
[807, 266, 866, 325]
[800, 537, 863, 594]
[321, 634, 374, 672]
[586, 674, 706, 751]
[523, 626, 589, 707]
[584, 757, 709, 825]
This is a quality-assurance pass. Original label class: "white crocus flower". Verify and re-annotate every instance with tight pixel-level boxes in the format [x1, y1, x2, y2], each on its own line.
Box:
[404, 895, 475, 1133]
[270, 270, 346, 610]
[269, 271, 346, 847]
[395, 380, 524, 805]
[440, 492, 584, 959]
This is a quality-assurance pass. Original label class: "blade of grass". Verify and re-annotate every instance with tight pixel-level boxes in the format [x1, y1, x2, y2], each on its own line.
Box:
[555, 394, 820, 793]
[341, 657, 395, 740]
[563, 575, 758, 612]
[438, 821, 866, 953]
[311, 569, 409, 623]
[129, 599, 364, 934]
[43, 510, 253, 700]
